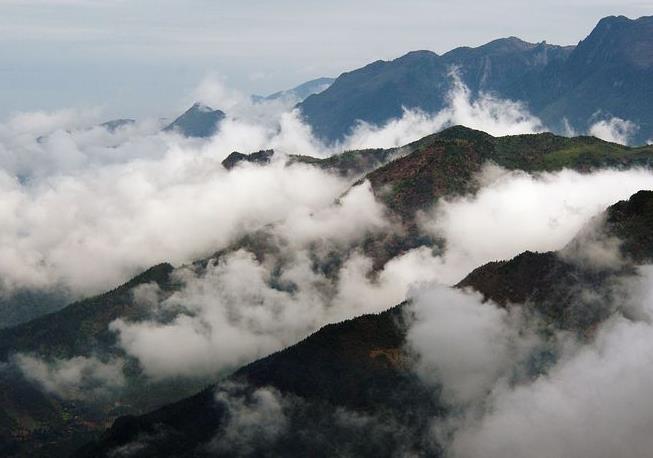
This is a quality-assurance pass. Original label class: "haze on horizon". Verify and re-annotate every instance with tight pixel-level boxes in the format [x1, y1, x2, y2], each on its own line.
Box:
[1, 0, 650, 120]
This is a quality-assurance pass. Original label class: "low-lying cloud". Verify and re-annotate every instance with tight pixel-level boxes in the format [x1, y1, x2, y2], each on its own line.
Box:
[1, 74, 652, 371]
[589, 116, 639, 145]
[421, 166, 653, 283]
[109, 166, 653, 381]
[407, 285, 538, 405]
[16, 354, 125, 400]
[405, 238, 653, 458]
[0, 75, 555, 306]
[109, 246, 444, 380]
[0, 158, 348, 297]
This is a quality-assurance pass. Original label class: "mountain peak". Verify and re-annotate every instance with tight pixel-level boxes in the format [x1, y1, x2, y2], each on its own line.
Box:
[603, 190, 653, 262]
[222, 150, 275, 170]
[595, 14, 634, 28]
[163, 103, 226, 138]
[435, 125, 496, 141]
[572, 14, 653, 68]
[189, 102, 214, 112]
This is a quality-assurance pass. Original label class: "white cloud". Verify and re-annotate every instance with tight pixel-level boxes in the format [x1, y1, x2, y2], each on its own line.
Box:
[15, 354, 125, 400]
[0, 155, 348, 296]
[589, 117, 639, 145]
[110, 243, 447, 380]
[211, 383, 289, 455]
[450, 267, 653, 458]
[420, 166, 653, 283]
[406, 285, 537, 405]
[0, 75, 555, 302]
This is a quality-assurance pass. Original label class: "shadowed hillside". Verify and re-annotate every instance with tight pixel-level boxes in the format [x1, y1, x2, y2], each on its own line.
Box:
[76, 190, 653, 457]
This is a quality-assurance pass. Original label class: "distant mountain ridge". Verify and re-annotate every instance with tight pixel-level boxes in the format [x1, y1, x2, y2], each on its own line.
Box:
[160, 77, 334, 139]
[256, 77, 335, 102]
[299, 15, 653, 145]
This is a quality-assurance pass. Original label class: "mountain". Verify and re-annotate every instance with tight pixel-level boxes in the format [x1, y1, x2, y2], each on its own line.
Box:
[216, 126, 653, 273]
[2, 127, 653, 455]
[222, 147, 398, 177]
[77, 190, 653, 457]
[221, 150, 275, 170]
[532, 15, 653, 139]
[363, 126, 653, 219]
[298, 40, 571, 143]
[299, 15, 653, 145]
[99, 119, 135, 132]
[76, 305, 438, 457]
[163, 103, 226, 138]
[253, 77, 335, 103]
[0, 289, 69, 330]
[3, 127, 650, 356]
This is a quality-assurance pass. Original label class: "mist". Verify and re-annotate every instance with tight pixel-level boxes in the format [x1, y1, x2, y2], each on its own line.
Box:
[451, 268, 653, 458]
[404, 233, 653, 457]
[100, 165, 653, 381]
[5, 76, 653, 391]
[15, 354, 126, 400]
[421, 165, 653, 283]
[0, 74, 550, 303]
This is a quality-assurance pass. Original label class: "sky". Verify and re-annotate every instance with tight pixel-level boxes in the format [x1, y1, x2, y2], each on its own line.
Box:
[1, 0, 650, 121]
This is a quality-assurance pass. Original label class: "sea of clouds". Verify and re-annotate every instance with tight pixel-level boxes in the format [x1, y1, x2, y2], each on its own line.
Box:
[5, 75, 653, 458]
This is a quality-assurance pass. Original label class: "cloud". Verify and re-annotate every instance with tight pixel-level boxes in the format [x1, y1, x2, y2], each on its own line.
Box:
[406, 285, 538, 405]
[109, 245, 445, 380]
[276, 180, 390, 247]
[589, 117, 639, 145]
[0, 74, 549, 309]
[211, 383, 289, 455]
[0, 155, 348, 297]
[109, 163, 653, 381]
[105, 180, 440, 380]
[0, 76, 650, 332]
[15, 354, 125, 400]
[450, 267, 653, 458]
[420, 165, 653, 283]
[403, 241, 653, 458]
[0, 110, 165, 179]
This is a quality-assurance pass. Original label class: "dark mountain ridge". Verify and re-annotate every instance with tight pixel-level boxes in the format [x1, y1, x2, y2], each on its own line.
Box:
[78, 190, 653, 457]
[2, 127, 653, 455]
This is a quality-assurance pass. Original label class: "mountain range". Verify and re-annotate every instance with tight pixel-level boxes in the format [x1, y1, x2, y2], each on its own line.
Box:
[77, 188, 653, 457]
[107, 16, 653, 145]
[299, 15, 653, 145]
[1, 125, 653, 456]
[3, 13, 653, 458]
[159, 77, 335, 139]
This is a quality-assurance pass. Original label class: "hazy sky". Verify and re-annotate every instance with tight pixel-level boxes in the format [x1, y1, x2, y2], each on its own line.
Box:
[1, 0, 650, 120]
